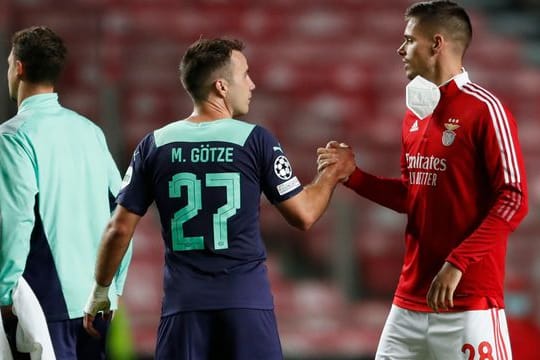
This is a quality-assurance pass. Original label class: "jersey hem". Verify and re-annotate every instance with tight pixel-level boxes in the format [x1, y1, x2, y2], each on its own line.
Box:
[393, 293, 505, 312]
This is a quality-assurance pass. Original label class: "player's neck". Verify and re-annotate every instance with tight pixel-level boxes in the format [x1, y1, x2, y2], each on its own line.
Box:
[16, 82, 55, 107]
[188, 99, 233, 123]
[430, 59, 463, 86]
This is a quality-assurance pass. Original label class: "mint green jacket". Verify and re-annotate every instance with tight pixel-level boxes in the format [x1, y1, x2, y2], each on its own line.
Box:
[0, 93, 132, 320]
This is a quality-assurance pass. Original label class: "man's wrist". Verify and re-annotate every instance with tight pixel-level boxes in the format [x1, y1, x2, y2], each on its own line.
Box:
[343, 167, 360, 187]
[92, 282, 110, 299]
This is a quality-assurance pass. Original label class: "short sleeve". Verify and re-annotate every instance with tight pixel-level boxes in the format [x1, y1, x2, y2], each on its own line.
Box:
[253, 126, 303, 204]
[116, 134, 155, 215]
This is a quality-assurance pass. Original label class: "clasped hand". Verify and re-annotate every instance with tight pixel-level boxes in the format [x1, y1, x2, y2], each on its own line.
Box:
[316, 140, 356, 182]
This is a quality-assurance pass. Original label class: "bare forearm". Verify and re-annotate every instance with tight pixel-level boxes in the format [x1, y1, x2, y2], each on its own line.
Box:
[277, 169, 339, 230]
[95, 223, 133, 286]
[302, 171, 338, 222]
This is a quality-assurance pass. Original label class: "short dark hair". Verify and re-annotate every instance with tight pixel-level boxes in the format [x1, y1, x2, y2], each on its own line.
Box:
[405, 1, 472, 52]
[179, 38, 245, 102]
[11, 26, 67, 85]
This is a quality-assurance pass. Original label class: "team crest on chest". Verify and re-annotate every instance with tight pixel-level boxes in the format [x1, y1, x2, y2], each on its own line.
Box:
[442, 118, 460, 146]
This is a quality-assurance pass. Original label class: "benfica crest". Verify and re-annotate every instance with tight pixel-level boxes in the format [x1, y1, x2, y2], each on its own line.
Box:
[442, 118, 460, 146]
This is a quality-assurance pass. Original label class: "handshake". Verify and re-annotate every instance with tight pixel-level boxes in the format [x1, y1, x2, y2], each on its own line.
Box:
[316, 140, 357, 183]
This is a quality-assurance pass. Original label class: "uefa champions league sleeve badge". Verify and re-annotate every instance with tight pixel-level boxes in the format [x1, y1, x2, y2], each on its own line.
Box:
[442, 118, 460, 146]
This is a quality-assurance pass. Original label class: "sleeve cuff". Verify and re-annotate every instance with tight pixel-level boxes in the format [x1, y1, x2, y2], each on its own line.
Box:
[0, 293, 13, 306]
[445, 255, 467, 274]
[343, 167, 363, 189]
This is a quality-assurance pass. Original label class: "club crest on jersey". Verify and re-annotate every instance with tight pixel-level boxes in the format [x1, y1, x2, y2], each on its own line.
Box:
[442, 118, 460, 146]
[274, 155, 293, 180]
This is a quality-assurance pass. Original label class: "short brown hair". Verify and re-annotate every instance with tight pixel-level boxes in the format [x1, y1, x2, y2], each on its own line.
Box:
[11, 26, 67, 85]
[406, 1, 472, 52]
[179, 38, 245, 102]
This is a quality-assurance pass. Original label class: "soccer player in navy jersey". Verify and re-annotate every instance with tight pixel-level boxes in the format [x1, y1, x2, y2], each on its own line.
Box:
[83, 38, 353, 359]
[318, 1, 528, 359]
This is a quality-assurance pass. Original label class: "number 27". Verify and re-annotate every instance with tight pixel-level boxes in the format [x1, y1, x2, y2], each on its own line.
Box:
[169, 172, 240, 251]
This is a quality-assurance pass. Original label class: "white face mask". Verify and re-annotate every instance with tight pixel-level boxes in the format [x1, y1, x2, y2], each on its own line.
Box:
[405, 75, 440, 119]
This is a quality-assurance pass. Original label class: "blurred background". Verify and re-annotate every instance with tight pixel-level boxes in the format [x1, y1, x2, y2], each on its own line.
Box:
[1, 0, 540, 359]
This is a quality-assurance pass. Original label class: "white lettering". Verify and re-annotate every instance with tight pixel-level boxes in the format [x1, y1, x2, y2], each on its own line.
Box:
[406, 153, 447, 172]
[277, 176, 301, 195]
[409, 171, 437, 186]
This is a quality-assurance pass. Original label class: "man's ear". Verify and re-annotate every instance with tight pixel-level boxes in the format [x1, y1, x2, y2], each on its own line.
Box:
[432, 34, 444, 54]
[15, 59, 24, 78]
[215, 79, 228, 97]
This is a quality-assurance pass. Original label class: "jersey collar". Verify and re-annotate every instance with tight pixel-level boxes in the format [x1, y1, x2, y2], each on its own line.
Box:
[440, 69, 470, 89]
[18, 93, 60, 114]
[405, 70, 470, 119]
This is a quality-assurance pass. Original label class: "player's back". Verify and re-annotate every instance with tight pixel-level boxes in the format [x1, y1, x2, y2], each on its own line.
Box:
[2, 93, 121, 320]
[118, 118, 302, 315]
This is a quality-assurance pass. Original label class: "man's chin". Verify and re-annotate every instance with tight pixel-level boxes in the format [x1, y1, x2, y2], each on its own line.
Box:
[406, 71, 417, 80]
[233, 109, 249, 118]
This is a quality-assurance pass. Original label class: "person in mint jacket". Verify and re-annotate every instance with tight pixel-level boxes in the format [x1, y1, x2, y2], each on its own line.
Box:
[0, 26, 132, 359]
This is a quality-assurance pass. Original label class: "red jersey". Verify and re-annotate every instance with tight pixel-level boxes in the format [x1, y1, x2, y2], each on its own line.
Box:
[345, 72, 528, 312]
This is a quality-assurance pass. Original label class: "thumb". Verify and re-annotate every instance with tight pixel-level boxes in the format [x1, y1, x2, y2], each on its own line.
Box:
[103, 309, 114, 321]
[325, 140, 340, 149]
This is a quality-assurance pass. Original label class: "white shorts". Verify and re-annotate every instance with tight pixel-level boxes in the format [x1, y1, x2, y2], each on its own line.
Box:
[375, 304, 512, 360]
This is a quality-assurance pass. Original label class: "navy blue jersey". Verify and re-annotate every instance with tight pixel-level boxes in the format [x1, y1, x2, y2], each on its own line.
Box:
[117, 119, 302, 315]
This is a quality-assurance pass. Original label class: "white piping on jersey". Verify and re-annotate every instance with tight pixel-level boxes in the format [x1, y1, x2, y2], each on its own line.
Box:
[468, 82, 521, 185]
[460, 83, 520, 185]
[460, 82, 523, 222]
[496, 186, 522, 223]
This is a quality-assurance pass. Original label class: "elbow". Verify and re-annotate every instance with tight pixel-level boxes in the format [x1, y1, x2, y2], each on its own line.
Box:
[295, 221, 313, 232]
[521, 195, 529, 217]
[288, 214, 317, 231]
[515, 196, 529, 226]
[517, 184, 529, 215]
[516, 189, 529, 217]
[504, 191, 528, 230]
[104, 220, 133, 243]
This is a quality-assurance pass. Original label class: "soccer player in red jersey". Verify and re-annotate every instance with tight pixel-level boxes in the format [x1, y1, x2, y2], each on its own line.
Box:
[318, 1, 528, 359]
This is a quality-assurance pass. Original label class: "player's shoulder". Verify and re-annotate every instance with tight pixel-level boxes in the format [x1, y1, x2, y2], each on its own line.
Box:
[153, 118, 259, 148]
[63, 107, 103, 130]
[60, 107, 113, 148]
[222, 118, 258, 131]
[0, 113, 27, 137]
[457, 79, 508, 111]
[155, 118, 255, 132]
[240, 120, 276, 140]
[0, 114, 38, 159]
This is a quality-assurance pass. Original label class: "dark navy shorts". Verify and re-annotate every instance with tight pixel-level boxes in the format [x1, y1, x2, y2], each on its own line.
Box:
[156, 308, 283, 360]
[47, 315, 109, 360]
[3, 314, 109, 359]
